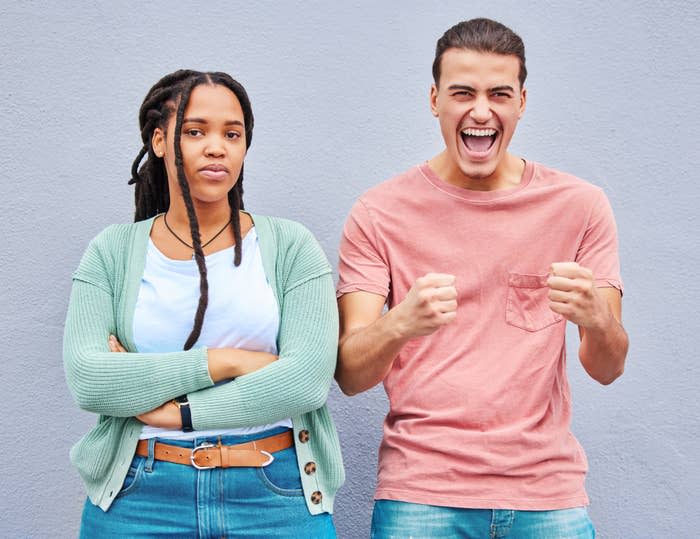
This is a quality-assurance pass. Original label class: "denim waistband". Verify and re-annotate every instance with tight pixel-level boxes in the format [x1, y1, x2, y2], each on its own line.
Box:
[150, 426, 292, 449]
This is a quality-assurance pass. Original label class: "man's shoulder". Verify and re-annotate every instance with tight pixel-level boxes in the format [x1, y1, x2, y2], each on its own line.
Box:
[531, 161, 604, 195]
[359, 164, 426, 205]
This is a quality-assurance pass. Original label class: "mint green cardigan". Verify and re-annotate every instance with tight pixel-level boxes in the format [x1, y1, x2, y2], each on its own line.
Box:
[64, 214, 344, 513]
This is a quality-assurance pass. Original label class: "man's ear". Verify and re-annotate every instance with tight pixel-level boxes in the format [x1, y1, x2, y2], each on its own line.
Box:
[430, 84, 439, 117]
[518, 87, 527, 119]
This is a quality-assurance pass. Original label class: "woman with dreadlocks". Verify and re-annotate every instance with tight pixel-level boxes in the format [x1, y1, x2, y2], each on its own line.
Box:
[63, 70, 343, 537]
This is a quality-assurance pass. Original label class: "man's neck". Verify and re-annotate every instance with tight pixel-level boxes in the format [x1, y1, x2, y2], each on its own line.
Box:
[428, 152, 525, 191]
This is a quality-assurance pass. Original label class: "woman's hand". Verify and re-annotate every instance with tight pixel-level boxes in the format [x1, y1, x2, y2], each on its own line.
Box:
[108, 334, 126, 352]
[135, 400, 182, 429]
[207, 349, 279, 381]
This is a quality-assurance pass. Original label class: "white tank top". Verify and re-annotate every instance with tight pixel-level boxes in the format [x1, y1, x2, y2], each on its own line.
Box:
[133, 227, 291, 439]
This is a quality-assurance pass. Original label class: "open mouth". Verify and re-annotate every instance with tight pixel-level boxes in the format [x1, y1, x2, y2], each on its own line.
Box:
[460, 128, 497, 154]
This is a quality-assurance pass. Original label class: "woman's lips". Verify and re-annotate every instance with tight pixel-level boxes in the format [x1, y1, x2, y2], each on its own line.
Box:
[199, 165, 229, 180]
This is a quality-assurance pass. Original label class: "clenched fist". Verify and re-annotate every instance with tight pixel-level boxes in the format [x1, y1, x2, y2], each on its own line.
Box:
[547, 262, 610, 329]
[394, 273, 458, 338]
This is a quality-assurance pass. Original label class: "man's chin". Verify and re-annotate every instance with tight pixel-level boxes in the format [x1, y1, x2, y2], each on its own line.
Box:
[458, 163, 497, 181]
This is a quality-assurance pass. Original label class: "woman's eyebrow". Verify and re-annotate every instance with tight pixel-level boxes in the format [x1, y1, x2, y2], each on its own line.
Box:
[183, 117, 244, 126]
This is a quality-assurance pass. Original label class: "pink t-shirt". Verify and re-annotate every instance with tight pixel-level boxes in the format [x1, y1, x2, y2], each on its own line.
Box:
[337, 161, 622, 510]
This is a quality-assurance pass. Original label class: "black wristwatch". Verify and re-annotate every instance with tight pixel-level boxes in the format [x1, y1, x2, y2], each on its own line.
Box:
[173, 395, 193, 432]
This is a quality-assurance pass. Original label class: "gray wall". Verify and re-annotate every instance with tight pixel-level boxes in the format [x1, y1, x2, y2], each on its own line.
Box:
[2, 1, 698, 537]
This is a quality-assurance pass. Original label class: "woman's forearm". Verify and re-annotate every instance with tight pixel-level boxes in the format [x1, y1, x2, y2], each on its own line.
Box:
[64, 280, 213, 416]
[187, 273, 338, 430]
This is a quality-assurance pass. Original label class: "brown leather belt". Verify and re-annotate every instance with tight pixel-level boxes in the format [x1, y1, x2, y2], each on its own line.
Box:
[135, 431, 293, 469]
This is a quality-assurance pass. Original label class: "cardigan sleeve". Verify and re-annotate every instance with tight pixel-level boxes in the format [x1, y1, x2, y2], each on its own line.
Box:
[186, 231, 339, 430]
[63, 229, 214, 417]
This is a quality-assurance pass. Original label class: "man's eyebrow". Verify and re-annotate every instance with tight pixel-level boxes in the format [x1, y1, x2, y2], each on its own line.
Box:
[445, 84, 516, 93]
[183, 117, 244, 126]
[447, 84, 476, 92]
[490, 85, 515, 93]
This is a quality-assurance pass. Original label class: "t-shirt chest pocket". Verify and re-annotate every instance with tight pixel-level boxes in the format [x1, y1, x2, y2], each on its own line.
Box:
[505, 272, 563, 332]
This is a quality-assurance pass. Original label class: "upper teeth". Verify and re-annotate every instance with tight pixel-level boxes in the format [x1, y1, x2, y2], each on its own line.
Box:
[461, 128, 496, 136]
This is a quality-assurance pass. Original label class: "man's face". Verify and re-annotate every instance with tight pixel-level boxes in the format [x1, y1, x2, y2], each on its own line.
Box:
[431, 48, 526, 186]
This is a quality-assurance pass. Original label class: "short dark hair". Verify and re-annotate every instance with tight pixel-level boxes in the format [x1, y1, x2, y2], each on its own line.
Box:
[432, 18, 527, 88]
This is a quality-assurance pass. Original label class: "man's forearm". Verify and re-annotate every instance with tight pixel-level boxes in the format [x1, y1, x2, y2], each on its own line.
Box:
[336, 308, 411, 396]
[579, 313, 628, 385]
[337, 274, 458, 395]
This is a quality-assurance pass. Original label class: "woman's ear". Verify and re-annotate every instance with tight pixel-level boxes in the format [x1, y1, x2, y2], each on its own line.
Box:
[152, 127, 165, 157]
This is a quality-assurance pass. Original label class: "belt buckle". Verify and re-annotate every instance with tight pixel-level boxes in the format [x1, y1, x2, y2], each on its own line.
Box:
[191, 442, 216, 470]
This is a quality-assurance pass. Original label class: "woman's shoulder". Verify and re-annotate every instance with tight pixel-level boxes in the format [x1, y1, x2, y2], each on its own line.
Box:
[74, 219, 152, 280]
[251, 214, 321, 257]
[91, 221, 136, 242]
[85, 220, 150, 255]
[251, 214, 314, 241]
[251, 214, 331, 282]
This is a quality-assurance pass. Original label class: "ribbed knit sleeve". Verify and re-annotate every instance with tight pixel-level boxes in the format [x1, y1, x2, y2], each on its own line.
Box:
[63, 225, 213, 417]
[187, 219, 338, 429]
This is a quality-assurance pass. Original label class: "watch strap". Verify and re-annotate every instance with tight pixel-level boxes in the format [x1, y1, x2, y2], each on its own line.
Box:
[175, 395, 193, 432]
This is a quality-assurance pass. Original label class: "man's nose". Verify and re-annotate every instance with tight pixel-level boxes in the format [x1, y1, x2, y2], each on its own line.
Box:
[469, 95, 492, 123]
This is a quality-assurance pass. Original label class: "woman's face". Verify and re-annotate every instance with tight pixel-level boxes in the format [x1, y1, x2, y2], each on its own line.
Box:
[152, 83, 247, 208]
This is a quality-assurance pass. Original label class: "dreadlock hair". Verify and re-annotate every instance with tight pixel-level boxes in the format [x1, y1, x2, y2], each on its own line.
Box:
[129, 69, 254, 350]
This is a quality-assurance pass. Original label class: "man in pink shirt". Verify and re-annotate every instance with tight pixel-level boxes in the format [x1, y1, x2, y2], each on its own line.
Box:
[336, 18, 629, 538]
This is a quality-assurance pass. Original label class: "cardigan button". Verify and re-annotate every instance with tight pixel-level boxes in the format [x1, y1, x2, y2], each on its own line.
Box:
[298, 430, 310, 443]
[304, 462, 317, 475]
[310, 491, 323, 504]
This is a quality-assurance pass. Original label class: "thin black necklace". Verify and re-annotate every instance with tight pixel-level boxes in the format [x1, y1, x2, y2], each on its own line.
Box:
[162, 212, 232, 254]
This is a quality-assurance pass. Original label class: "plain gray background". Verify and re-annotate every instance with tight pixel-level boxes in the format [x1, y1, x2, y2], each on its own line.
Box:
[2, 1, 698, 537]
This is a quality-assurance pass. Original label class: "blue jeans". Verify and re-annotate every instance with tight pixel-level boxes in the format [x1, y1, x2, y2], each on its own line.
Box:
[371, 500, 595, 539]
[80, 427, 335, 538]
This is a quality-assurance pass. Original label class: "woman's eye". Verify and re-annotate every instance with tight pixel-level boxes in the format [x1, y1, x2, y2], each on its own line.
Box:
[226, 131, 241, 139]
[185, 128, 203, 136]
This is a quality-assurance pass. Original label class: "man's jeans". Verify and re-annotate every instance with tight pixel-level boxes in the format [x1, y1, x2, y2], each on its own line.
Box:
[371, 499, 595, 538]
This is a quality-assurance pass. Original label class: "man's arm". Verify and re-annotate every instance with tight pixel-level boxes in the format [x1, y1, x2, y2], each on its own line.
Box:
[578, 287, 627, 384]
[547, 262, 628, 385]
[336, 273, 458, 396]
